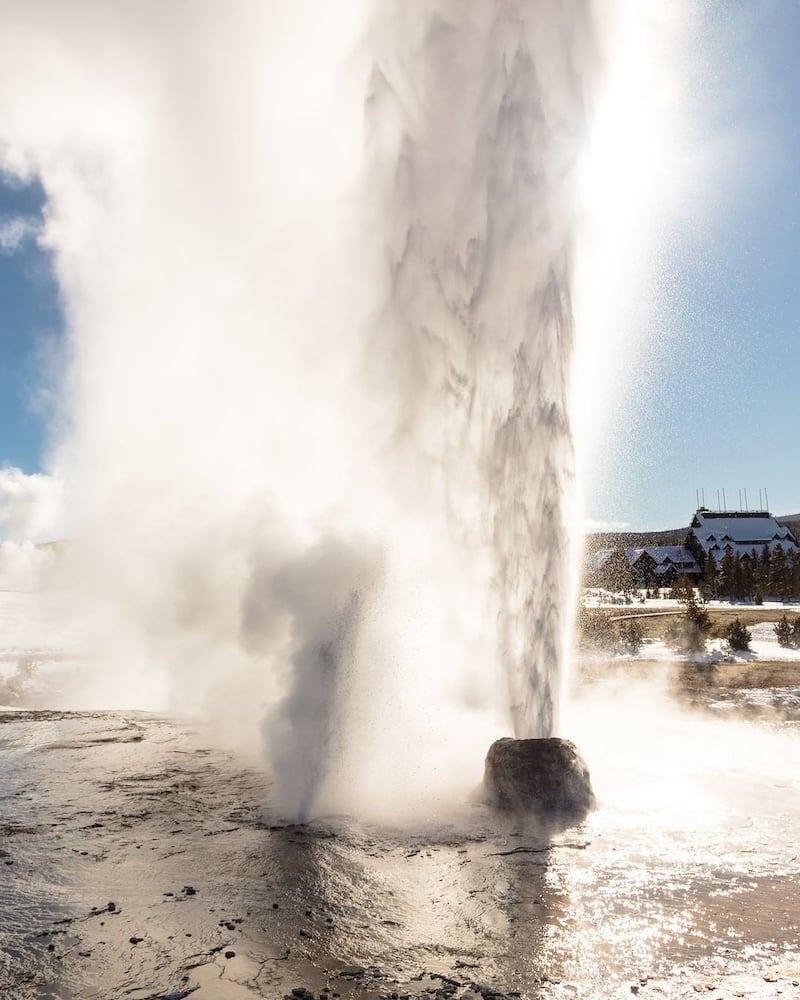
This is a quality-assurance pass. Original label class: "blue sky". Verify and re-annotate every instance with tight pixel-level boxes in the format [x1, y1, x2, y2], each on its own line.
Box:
[0, 177, 60, 473]
[0, 1, 798, 533]
[585, 0, 800, 528]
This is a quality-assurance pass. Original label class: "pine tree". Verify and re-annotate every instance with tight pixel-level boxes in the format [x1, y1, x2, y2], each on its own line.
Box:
[758, 544, 772, 598]
[733, 556, 745, 602]
[700, 548, 717, 600]
[774, 614, 793, 647]
[740, 556, 755, 603]
[667, 597, 711, 653]
[670, 574, 694, 603]
[790, 550, 800, 601]
[719, 550, 737, 601]
[726, 617, 751, 652]
[617, 619, 643, 654]
[771, 546, 789, 601]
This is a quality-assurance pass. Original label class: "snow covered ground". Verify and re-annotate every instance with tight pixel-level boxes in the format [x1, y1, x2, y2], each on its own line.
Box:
[623, 633, 800, 664]
[582, 589, 800, 663]
[584, 587, 800, 615]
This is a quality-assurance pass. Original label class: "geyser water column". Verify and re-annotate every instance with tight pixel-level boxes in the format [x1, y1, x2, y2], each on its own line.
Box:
[368, 2, 595, 742]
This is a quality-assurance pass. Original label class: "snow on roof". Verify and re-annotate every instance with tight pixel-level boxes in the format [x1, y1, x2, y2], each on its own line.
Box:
[586, 548, 615, 572]
[624, 545, 698, 567]
[691, 510, 799, 550]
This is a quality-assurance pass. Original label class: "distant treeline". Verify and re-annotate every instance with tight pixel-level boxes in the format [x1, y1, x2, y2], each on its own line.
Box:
[697, 545, 800, 603]
[590, 545, 800, 604]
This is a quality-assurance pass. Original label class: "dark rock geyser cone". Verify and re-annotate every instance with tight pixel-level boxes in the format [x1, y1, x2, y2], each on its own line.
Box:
[483, 737, 595, 817]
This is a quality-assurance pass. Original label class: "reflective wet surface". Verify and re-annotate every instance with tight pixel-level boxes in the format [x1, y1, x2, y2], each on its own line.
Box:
[1, 687, 799, 999]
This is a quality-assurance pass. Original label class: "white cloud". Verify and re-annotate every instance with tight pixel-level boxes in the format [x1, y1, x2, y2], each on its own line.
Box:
[0, 214, 39, 254]
[0, 467, 62, 541]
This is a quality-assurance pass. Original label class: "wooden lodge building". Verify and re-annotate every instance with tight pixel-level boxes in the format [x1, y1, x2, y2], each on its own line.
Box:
[685, 508, 800, 568]
[586, 507, 800, 590]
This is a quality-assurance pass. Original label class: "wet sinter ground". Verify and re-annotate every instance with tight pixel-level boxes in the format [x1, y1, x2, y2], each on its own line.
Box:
[1, 682, 799, 1000]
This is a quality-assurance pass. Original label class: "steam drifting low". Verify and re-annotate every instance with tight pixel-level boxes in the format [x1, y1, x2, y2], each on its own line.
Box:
[0, 1, 602, 820]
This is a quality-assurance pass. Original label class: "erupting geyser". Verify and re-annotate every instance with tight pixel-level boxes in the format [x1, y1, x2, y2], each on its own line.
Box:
[0, 0, 601, 820]
[369, 3, 597, 813]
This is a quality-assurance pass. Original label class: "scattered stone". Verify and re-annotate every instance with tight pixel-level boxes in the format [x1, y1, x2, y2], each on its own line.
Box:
[340, 966, 365, 979]
[184, 885, 197, 895]
[107, 901, 116, 912]
[129, 936, 144, 945]
[483, 737, 594, 816]
[299, 929, 311, 938]
[225, 950, 236, 959]
[272, 902, 280, 909]
[47, 944, 55, 952]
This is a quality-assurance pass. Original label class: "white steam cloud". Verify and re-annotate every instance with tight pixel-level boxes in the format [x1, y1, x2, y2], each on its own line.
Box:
[0, 1, 680, 820]
[0, 467, 62, 542]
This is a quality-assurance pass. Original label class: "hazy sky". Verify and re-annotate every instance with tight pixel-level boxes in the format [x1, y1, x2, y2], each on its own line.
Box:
[0, 1, 798, 534]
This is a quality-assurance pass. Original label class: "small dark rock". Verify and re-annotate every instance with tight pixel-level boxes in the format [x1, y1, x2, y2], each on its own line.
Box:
[340, 966, 365, 979]
[184, 885, 197, 895]
[107, 901, 116, 912]
[299, 929, 311, 938]
[272, 902, 280, 909]
[129, 936, 144, 945]
[225, 950, 236, 959]
[47, 944, 55, 952]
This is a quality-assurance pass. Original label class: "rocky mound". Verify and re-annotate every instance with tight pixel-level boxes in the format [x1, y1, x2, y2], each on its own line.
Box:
[483, 737, 594, 817]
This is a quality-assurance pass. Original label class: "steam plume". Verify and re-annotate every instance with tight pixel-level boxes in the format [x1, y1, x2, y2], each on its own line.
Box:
[0, 1, 600, 818]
